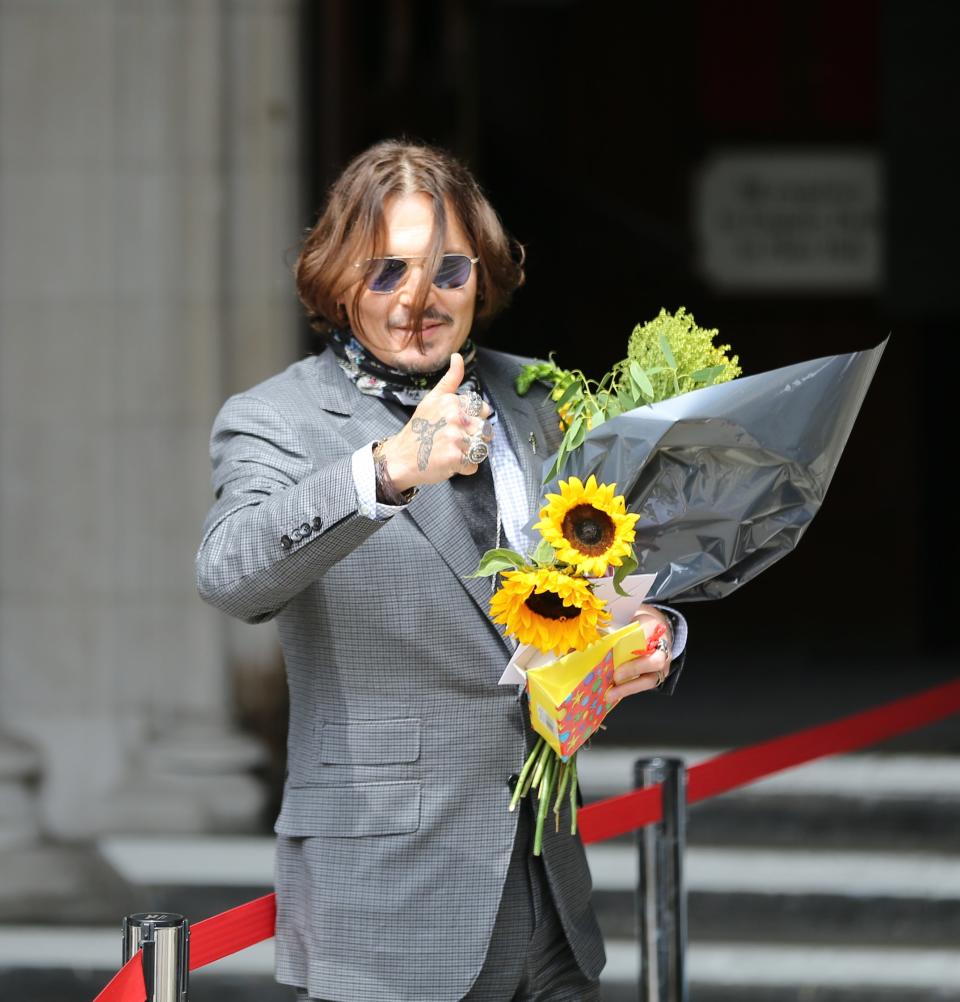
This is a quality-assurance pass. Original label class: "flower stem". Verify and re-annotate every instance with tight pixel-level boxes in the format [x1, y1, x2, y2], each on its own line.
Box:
[533, 753, 556, 856]
[529, 738, 553, 792]
[553, 754, 573, 831]
[520, 738, 550, 800]
[509, 737, 543, 813]
[568, 754, 579, 836]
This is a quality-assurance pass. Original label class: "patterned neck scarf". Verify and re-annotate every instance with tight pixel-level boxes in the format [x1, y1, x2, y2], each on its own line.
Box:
[327, 328, 481, 407]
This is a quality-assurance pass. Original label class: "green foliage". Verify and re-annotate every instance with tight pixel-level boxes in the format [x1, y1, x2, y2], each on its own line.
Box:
[611, 552, 639, 597]
[465, 548, 527, 577]
[515, 361, 559, 395]
[531, 538, 556, 567]
[516, 307, 742, 480]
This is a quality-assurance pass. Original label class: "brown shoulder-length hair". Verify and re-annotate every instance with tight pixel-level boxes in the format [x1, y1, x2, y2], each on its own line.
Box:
[294, 139, 525, 350]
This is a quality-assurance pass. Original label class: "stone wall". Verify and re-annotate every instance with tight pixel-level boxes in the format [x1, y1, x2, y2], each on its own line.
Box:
[0, 0, 301, 838]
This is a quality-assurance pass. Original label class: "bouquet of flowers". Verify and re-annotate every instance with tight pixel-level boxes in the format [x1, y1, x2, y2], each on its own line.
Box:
[475, 307, 886, 853]
[472, 308, 742, 853]
[471, 474, 666, 854]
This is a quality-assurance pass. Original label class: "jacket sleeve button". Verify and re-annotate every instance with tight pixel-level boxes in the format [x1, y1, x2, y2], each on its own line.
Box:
[280, 534, 293, 550]
[506, 773, 520, 791]
[312, 516, 322, 531]
[300, 522, 312, 536]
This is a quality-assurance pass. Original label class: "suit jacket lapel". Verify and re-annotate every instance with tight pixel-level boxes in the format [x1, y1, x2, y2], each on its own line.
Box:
[312, 347, 564, 633]
[477, 348, 564, 532]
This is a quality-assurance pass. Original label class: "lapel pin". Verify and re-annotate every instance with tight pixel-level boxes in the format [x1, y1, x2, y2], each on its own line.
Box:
[528, 432, 538, 454]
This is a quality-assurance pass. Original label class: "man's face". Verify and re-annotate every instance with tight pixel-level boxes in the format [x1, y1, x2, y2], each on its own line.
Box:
[347, 192, 477, 374]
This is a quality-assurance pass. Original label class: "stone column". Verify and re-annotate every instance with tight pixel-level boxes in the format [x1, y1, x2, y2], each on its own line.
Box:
[0, 0, 300, 839]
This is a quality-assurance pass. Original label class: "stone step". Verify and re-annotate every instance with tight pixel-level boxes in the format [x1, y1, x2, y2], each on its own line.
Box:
[3, 928, 958, 1002]
[609, 937, 960, 1002]
[588, 843, 960, 898]
[98, 835, 960, 901]
[684, 792, 960, 851]
[91, 836, 960, 948]
[594, 842, 960, 946]
[594, 888, 960, 946]
[0, 970, 292, 1002]
[600, 939, 960, 1002]
[577, 746, 960, 849]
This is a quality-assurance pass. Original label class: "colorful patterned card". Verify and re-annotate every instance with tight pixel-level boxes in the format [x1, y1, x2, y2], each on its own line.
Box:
[496, 573, 660, 758]
[525, 621, 648, 758]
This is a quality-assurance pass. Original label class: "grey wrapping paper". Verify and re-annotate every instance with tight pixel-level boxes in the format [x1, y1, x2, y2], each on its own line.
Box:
[532, 337, 888, 603]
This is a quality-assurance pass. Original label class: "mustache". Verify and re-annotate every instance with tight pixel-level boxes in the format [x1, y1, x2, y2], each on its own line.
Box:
[388, 308, 453, 329]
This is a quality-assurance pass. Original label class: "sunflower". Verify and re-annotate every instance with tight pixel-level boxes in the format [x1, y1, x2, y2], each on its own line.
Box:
[533, 475, 640, 578]
[489, 567, 610, 656]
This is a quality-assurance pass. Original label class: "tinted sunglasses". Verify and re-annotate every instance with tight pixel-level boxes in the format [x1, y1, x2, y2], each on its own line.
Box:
[357, 253, 479, 294]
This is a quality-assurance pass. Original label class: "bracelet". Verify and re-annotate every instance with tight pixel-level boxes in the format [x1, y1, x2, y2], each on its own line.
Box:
[660, 612, 676, 652]
[372, 440, 418, 506]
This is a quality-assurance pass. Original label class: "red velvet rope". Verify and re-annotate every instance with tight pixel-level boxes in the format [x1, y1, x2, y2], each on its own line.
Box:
[94, 677, 960, 1002]
[189, 893, 277, 970]
[578, 676, 960, 843]
[92, 953, 146, 1002]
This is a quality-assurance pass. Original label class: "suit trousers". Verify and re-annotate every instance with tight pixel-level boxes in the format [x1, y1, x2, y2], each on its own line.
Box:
[293, 797, 601, 1002]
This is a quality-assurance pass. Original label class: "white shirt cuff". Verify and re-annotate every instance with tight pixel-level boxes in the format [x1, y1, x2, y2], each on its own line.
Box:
[647, 603, 688, 660]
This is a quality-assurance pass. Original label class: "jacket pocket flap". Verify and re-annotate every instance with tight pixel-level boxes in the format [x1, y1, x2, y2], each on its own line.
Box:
[319, 718, 420, 765]
[275, 781, 421, 837]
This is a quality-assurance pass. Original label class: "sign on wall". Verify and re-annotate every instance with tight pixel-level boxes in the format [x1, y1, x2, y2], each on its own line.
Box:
[695, 151, 882, 292]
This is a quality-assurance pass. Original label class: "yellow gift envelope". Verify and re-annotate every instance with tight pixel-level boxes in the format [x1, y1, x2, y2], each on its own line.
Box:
[498, 573, 658, 758]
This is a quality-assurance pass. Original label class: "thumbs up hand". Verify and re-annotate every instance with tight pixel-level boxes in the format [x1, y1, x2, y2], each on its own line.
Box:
[376, 352, 494, 493]
[430, 349, 467, 398]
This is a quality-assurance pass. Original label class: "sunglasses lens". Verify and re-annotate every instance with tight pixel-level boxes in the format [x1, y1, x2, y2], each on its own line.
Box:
[364, 254, 473, 292]
[366, 258, 407, 293]
[434, 254, 473, 289]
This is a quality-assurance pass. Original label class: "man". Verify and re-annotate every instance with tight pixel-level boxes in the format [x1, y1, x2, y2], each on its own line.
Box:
[196, 140, 686, 1002]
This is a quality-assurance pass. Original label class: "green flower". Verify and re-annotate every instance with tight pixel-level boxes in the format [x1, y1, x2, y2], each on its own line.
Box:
[626, 306, 741, 401]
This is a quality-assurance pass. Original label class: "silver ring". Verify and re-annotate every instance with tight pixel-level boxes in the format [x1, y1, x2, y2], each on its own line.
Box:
[458, 391, 483, 417]
[655, 636, 670, 657]
[466, 435, 489, 463]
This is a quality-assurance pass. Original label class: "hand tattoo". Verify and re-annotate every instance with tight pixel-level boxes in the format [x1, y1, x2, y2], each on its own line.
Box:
[411, 417, 446, 470]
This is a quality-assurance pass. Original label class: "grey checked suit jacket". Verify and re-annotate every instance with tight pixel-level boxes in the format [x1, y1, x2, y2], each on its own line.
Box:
[196, 346, 684, 1002]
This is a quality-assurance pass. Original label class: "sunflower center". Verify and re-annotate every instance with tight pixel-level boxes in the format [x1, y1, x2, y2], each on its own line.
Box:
[525, 589, 581, 621]
[562, 504, 616, 556]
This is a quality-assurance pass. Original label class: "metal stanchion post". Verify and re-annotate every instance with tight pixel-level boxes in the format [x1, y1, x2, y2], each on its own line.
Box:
[635, 757, 688, 1002]
[122, 912, 190, 1002]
